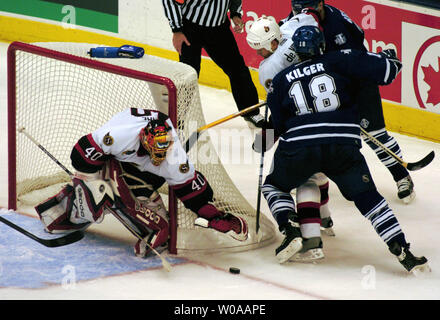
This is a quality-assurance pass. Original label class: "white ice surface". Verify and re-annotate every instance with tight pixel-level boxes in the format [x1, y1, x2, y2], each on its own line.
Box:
[0, 41, 439, 300]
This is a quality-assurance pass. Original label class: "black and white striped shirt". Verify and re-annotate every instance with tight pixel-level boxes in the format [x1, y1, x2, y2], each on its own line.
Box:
[162, 0, 242, 32]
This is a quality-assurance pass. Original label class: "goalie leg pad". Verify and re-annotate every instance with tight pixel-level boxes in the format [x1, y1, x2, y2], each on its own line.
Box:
[106, 159, 170, 255]
[70, 177, 114, 224]
[134, 229, 169, 258]
[122, 202, 170, 258]
[35, 184, 90, 233]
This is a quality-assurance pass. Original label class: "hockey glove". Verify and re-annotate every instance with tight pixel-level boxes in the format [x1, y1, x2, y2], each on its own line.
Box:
[252, 129, 279, 153]
[88, 45, 144, 59]
[379, 49, 402, 83]
[194, 204, 249, 242]
[380, 48, 398, 60]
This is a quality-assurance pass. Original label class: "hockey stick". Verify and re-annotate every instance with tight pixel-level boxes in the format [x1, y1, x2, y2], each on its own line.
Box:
[2, 128, 84, 247]
[184, 101, 267, 152]
[360, 127, 435, 171]
[18, 127, 74, 176]
[0, 215, 84, 247]
[18, 127, 171, 270]
[255, 105, 269, 241]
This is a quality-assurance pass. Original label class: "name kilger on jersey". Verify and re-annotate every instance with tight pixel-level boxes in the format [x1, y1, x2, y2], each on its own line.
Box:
[267, 63, 325, 92]
[285, 63, 325, 82]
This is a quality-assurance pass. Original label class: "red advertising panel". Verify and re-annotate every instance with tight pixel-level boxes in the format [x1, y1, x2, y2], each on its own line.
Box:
[232, 0, 440, 109]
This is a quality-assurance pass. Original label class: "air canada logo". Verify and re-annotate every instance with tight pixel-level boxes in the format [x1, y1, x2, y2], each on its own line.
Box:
[413, 35, 440, 109]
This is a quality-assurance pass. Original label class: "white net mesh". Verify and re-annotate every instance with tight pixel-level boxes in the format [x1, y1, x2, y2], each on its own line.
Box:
[10, 42, 275, 253]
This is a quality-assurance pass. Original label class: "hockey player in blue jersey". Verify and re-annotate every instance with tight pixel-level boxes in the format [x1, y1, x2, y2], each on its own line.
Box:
[283, 0, 415, 204]
[262, 25, 430, 274]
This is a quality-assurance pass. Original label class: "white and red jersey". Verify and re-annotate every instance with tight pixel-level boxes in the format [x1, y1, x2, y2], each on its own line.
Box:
[71, 108, 195, 186]
[258, 13, 319, 93]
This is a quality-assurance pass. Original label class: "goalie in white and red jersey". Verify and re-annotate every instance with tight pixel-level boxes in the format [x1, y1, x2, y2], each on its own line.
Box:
[35, 108, 248, 258]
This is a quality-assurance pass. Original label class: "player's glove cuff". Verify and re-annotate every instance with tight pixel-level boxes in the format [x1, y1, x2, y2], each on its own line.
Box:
[252, 129, 279, 153]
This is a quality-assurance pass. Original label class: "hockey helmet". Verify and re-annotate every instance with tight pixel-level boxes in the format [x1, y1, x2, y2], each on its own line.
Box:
[140, 119, 173, 166]
[246, 16, 282, 53]
[292, 25, 326, 59]
[291, 0, 322, 14]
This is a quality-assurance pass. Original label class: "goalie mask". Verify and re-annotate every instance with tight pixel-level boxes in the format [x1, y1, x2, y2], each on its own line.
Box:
[140, 119, 173, 166]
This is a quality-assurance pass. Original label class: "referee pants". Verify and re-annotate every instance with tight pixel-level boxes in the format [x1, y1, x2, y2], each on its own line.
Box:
[180, 19, 260, 116]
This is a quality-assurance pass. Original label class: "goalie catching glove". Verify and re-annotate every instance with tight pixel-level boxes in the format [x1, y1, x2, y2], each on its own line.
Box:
[171, 172, 249, 241]
[194, 204, 248, 241]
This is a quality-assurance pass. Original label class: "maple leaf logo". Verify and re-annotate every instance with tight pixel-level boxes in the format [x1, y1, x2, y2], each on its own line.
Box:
[421, 56, 440, 106]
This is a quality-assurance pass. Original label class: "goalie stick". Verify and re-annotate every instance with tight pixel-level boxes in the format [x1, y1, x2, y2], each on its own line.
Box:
[0, 215, 84, 247]
[184, 101, 267, 152]
[360, 127, 435, 171]
[18, 127, 172, 271]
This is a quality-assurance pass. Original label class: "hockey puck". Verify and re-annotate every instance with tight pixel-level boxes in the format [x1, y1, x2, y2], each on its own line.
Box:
[229, 267, 240, 274]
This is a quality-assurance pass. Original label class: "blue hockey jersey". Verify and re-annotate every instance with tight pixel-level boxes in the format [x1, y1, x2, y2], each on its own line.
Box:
[281, 4, 366, 52]
[320, 4, 365, 52]
[267, 49, 400, 148]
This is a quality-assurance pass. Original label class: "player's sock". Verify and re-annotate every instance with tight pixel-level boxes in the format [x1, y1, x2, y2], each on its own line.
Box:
[353, 189, 406, 247]
[318, 181, 335, 236]
[262, 184, 296, 227]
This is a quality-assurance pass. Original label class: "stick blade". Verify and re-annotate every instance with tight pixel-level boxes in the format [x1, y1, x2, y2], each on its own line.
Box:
[41, 231, 85, 247]
[406, 151, 435, 171]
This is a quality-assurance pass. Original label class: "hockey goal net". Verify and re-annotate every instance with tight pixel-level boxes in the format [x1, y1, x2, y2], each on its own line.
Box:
[7, 41, 275, 254]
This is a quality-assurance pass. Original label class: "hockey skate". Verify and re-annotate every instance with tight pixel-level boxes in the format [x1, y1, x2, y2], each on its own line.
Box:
[396, 175, 416, 204]
[289, 237, 324, 263]
[320, 217, 335, 237]
[275, 222, 302, 264]
[388, 242, 430, 275]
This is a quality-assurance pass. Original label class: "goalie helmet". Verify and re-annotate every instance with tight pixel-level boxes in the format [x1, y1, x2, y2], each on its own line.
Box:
[291, 0, 322, 14]
[292, 25, 326, 59]
[246, 16, 282, 53]
[139, 118, 173, 166]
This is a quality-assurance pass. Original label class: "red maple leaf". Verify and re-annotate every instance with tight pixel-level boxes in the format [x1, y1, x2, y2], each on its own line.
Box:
[421, 57, 440, 106]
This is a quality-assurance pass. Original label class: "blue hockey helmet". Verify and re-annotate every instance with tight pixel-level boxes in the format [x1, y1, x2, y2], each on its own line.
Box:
[292, 25, 326, 59]
[291, 0, 322, 14]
